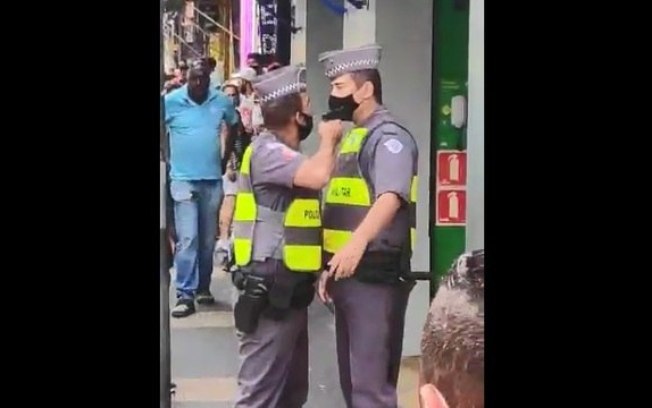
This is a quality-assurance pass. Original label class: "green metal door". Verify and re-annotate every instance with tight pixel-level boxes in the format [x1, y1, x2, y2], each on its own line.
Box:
[431, 0, 470, 296]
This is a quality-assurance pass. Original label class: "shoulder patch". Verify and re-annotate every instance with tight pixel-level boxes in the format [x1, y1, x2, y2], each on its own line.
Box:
[265, 141, 298, 160]
[266, 142, 285, 150]
[281, 146, 298, 161]
[383, 138, 404, 154]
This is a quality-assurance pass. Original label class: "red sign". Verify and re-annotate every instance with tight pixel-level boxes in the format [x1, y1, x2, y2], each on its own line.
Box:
[437, 151, 467, 186]
[436, 189, 467, 226]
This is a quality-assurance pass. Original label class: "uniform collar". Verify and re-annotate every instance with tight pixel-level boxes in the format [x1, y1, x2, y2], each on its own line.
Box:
[260, 130, 300, 152]
[359, 105, 389, 128]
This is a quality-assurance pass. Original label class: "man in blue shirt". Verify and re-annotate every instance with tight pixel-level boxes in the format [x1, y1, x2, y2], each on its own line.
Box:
[165, 60, 239, 318]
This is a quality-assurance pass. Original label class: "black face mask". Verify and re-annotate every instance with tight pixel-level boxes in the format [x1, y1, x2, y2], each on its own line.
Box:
[324, 94, 359, 121]
[297, 112, 314, 141]
[228, 95, 240, 107]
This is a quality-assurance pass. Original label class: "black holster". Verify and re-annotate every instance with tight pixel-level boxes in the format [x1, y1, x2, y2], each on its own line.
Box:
[233, 261, 316, 325]
[265, 261, 315, 320]
[233, 274, 269, 334]
[349, 252, 404, 285]
[354, 225, 415, 285]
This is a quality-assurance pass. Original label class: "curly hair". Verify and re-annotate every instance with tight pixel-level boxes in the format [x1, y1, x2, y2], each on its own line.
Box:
[420, 250, 484, 408]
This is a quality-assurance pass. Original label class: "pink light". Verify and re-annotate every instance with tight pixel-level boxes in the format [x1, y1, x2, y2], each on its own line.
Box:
[239, 0, 254, 71]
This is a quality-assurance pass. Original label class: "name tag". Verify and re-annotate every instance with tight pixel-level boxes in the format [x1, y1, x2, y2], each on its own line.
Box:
[303, 209, 320, 220]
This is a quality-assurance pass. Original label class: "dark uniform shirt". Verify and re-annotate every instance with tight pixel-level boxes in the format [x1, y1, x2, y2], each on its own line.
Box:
[248, 131, 313, 261]
[356, 106, 419, 253]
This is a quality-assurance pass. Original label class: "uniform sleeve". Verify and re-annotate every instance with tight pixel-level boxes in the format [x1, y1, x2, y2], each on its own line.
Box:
[371, 125, 418, 203]
[251, 141, 307, 188]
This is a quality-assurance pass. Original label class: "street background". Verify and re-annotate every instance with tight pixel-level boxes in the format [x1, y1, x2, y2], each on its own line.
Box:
[170, 267, 420, 408]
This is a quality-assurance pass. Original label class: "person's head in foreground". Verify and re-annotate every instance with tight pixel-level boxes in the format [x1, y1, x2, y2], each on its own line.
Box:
[318, 43, 383, 122]
[420, 249, 484, 408]
[251, 65, 312, 148]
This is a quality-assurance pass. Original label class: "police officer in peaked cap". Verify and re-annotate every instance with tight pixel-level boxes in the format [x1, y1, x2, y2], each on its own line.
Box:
[317, 44, 420, 408]
[231, 64, 344, 408]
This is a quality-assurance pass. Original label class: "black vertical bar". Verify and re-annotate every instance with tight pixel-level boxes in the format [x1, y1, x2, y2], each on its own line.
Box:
[160, 1, 172, 407]
[275, 0, 292, 65]
[429, 0, 440, 301]
[160, 167, 171, 408]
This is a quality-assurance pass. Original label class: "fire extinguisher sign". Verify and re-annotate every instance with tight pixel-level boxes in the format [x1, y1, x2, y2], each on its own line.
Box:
[436, 189, 467, 226]
[435, 150, 467, 226]
[436, 150, 467, 186]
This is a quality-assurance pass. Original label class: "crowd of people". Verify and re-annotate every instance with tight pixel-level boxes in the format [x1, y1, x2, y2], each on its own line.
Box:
[163, 53, 279, 282]
[162, 46, 483, 408]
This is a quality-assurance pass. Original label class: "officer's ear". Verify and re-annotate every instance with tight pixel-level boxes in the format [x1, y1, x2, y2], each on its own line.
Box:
[300, 92, 311, 112]
[294, 110, 305, 126]
[355, 80, 375, 103]
[419, 384, 449, 408]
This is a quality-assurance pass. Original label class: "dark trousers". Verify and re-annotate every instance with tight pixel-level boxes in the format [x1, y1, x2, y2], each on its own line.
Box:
[331, 277, 414, 408]
[235, 307, 309, 408]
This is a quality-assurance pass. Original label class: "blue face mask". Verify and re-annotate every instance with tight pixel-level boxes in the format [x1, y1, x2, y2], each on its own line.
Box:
[228, 94, 240, 107]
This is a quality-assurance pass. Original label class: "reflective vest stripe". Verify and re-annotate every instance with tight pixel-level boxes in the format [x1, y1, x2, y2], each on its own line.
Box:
[283, 245, 322, 271]
[322, 203, 368, 254]
[323, 122, 418, 255]
[233, 144, 322, 272]
[322, 204, 368, 232]
[282, 194, 322, 271]
[324, 177, 371, 206]
[323, 229, 354, 254]
[233, 146, 255, 266]
[409, 174, 418, 249]
[410, 175, 418, 202]
[323, 127, 372, 255]
[284, 227, 323, 246]
[339, 127, 369, 154]
[284, 198, 322, 227]
[324, 200, 417, 254]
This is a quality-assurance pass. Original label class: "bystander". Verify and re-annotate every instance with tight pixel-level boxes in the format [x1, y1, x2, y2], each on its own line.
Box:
[164, 60, 239, 318]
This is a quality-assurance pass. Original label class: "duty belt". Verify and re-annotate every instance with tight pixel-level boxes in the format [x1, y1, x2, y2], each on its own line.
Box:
[232, 261, 316, 312]
[324, 251, 412, 285]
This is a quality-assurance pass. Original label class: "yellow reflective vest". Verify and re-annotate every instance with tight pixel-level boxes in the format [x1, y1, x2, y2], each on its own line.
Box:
[233, 144, 323, 272]
[323, 123, 417, 256]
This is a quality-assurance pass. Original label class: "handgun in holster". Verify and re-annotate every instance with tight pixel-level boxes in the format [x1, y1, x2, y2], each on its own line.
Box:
[231, 268, 246, 290]
[265, 262, 316, 320]
[233, 274, 269, 334]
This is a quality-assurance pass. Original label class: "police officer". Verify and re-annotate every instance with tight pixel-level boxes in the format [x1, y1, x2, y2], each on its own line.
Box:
[231, 65, 343, 408]
[317, 44, 419, 408]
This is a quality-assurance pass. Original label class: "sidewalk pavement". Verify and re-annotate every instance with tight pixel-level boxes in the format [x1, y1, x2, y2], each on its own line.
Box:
[169, 267, 420, 408]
